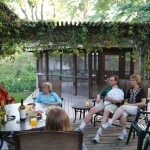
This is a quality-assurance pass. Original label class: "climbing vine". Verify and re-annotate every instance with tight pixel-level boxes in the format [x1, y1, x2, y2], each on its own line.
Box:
[0, 2, 150, 80]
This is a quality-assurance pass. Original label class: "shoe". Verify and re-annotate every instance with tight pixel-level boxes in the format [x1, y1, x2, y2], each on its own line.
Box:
[102, 121, 112, 129]
[118, 132, 127, 140]
[75, 126, 84, 133]
[93, 134, 100, 143]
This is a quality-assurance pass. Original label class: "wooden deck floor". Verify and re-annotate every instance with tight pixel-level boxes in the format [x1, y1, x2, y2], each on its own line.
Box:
[7, 92, 149, 150]
[71, 119, 138, 150]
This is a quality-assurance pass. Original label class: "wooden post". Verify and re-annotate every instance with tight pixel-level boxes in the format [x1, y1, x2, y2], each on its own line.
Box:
[98, 51, 103, 91]
[45, 51, 49, 81]
[119, 52, 125, 79]
[60, 54, 62, 81]
[88, 53, 92, 98]
[73, 54, 77, 95]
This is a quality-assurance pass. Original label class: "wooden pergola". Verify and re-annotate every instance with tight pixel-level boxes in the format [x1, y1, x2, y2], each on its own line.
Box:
[27, 21, 149, 98]
[1, 3, 150, 98]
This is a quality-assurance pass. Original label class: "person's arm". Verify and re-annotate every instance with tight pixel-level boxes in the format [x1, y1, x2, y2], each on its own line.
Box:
[104, 89, 124, 104]
[52, 92, 62, 105]
[128, 98, 146, 107]
[34, 92, 42, 103]
[96, 93, 101, 103]
[7, 93, 15, 103]
[104, 97, 123, 103]
[97, 86, 112, 103]
[124, 99, 129, 104]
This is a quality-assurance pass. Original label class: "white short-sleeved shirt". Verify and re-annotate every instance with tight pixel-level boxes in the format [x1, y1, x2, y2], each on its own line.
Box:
[104, 87, 124, 106]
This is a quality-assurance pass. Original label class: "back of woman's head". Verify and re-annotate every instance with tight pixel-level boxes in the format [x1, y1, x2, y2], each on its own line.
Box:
[45, 107, 72, 131]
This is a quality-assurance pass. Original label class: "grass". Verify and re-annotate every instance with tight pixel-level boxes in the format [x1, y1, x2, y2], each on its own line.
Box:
[10, 92, 32, 103]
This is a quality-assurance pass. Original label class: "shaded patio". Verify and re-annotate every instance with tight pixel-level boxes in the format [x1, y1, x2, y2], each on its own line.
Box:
[7, 91, 150, 150]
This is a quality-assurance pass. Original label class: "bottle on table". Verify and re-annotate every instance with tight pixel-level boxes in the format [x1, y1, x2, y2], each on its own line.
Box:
[0, 100, 7, 124]
[19, 99, 26, 121]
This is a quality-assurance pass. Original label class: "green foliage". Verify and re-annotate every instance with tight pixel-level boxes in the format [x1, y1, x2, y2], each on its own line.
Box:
[10, 92, 31, 103]
[0, 1, 150, 80]
[0, 51, 36, 92]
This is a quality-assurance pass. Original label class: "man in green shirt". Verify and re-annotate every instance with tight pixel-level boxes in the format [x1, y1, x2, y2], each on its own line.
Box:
[76, 75, 124, 143]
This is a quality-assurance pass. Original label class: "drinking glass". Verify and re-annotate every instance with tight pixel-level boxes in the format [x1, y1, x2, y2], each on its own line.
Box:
[30, 115, 37, 128]
[85, 101, 89, 107]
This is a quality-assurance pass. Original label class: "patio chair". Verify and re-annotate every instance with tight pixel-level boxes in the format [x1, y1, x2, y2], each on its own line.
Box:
[14, 130, 83, 150]
[143, 136, 150, 150]
[126, 110, 150, 150]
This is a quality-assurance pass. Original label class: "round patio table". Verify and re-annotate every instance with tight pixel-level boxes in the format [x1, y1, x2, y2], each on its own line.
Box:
[71, 101, 94, 123]
[0, 102, 49, 149]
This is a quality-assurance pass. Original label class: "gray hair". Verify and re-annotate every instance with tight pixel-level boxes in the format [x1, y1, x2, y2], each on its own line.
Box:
[42, 82, 53, 92]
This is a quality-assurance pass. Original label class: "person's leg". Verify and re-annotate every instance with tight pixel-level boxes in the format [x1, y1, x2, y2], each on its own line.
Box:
[118, 114, 127, 140]
[93, 109, 111, 143]
[78, 103, 104, 130]
[103, 105, 125, 128]
[111, 106, 125, 122]
[120, 114, 127, 131]
[101, 109, 110, 124]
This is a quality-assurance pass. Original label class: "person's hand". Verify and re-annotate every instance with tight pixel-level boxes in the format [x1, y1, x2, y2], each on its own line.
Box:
[104, 96, 113, 102]
[96, 94, 101, 103]
[50, 102, 60, 106]
[124, 102, 128, 105]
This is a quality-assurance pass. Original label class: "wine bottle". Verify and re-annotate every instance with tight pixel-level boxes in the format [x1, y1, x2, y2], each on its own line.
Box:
[19, 99, 26, 121]
[1, 100, 7, 124]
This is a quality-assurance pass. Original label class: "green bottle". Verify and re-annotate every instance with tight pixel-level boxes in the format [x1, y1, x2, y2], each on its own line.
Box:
[1, 101, 6, 124]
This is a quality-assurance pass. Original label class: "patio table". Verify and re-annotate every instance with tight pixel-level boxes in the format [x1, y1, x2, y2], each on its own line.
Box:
[0, 102, 49, 149]
[71, 101, 94, 123]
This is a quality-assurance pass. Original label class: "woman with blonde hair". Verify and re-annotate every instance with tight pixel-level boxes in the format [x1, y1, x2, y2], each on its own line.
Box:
[103, 74, 146, 140]
[34, 82, 62, 105]
[45, 107, 87, 150]
[45, 107, 72, 131]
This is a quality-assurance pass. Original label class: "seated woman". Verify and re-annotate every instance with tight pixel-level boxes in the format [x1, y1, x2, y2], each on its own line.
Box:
[0, 82, 16, 104]
[45, 107, 87, 150]
[34, 81, 62, 105]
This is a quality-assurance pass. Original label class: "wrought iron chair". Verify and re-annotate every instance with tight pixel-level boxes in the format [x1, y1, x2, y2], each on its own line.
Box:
[126, 110, 150, 150]
[14, 130, 83, 150]
[143, 135, 150, 150]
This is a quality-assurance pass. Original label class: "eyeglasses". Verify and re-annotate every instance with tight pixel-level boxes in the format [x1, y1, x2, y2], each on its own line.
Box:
[109, 80, 115, 81]
[130, 79, 136, 82]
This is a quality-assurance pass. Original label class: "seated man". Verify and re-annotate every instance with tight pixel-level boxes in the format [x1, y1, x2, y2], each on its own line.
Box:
[76, 75, 124, 143]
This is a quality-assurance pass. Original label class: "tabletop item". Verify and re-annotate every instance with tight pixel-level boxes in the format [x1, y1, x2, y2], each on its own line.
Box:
[36, 111, 42, 120]
[25, 103, 36, 115]
[19, 99, 26, 121]
[0, 100, 6, 124]
[85, 101, 89, 107]
[0, 103, 49, 132]
[30, 116, 37, 128]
